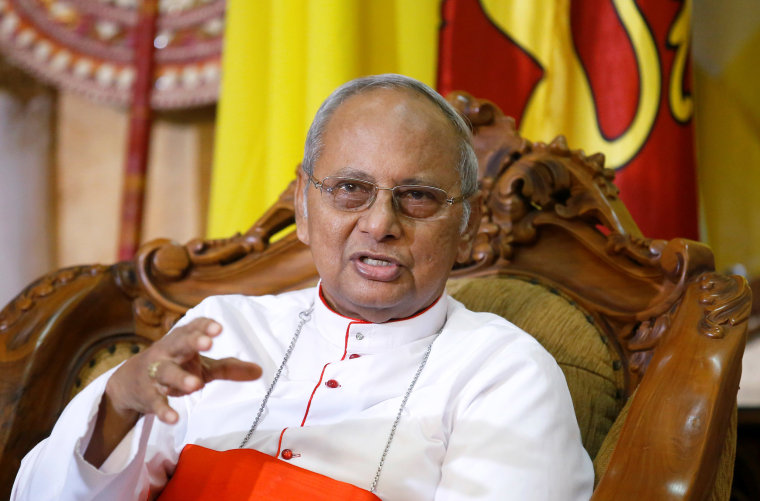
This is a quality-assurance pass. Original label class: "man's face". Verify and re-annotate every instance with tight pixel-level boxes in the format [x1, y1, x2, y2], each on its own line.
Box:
[296, 88, 478, 323]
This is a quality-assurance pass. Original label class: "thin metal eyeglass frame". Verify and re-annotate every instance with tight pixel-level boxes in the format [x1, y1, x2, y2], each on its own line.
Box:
[307, 174, 466, 219]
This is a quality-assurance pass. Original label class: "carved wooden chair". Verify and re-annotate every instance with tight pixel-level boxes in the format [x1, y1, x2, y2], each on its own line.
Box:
[0, 93, 751, 499]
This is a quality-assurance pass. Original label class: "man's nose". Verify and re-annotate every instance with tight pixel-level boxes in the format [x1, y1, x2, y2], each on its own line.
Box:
[357, 189, 402, 240]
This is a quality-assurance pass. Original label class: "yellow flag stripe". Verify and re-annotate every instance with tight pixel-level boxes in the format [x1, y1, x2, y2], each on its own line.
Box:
[208, 0, 439, 239]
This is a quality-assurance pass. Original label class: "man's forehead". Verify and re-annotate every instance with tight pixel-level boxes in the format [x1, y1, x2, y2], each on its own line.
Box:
[313, 87, 461, 185]
[322, 89, 458, 153]
[331, 87, 449, 127]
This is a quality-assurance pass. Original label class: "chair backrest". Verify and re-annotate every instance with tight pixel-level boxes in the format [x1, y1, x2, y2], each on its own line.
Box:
[0, 93, 751, 499]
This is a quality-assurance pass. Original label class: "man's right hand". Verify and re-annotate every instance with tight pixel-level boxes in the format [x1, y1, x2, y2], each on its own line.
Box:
[84, 317, 262, 467]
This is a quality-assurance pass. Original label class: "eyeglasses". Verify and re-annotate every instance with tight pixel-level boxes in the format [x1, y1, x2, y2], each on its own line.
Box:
[307, 174, 467, 220]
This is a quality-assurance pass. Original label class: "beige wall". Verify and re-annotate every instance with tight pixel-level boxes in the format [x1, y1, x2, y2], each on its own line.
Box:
[0, 65, 55, 307]
[0, 50, 215, 307]
[56, 92, 215, 267]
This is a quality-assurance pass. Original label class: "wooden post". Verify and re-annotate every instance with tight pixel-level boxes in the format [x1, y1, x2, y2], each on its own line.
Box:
[118, 0, 159, 261]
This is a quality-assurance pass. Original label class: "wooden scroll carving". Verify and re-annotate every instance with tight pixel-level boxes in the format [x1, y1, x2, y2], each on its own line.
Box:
[0, 265, 107, 338]
[129, 176, 314, 340]
[445, 92, 728, 393]
[698, 273, 753, 339]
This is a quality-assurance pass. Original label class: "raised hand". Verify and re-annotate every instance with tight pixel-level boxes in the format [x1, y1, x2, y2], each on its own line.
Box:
[84, 317, 261, 466]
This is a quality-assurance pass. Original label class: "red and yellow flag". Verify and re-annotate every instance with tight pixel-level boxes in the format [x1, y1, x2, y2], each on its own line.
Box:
[437, 0, 698, 241]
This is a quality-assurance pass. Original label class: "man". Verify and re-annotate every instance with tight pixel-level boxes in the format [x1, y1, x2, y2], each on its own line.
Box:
[12, 74, 593, 500]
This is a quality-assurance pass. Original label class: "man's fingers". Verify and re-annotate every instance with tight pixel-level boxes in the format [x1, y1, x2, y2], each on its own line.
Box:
[150, 360, 202, 394]
[203, 357, 262, 382]
[188, 317, 223, 336]
[107, 318, 240, 426]
[147, 393, 179, 424]
[164, 318, 222, 359]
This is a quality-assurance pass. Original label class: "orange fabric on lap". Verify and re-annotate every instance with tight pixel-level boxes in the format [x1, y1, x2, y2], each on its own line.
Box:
[156, 444, 382, 501]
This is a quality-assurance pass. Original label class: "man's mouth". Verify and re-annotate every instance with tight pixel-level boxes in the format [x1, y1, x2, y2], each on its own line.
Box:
[360, 257, 394, 267]
[352, 253, 403, 281]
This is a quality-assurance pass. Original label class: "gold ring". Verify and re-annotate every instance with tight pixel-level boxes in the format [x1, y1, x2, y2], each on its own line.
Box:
[147, 361, 161, 380]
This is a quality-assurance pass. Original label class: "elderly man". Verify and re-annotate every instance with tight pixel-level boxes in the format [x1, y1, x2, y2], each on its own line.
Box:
[12, 74, 593, 500]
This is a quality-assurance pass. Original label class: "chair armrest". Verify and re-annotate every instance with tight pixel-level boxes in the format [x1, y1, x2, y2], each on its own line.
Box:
[593, 273, 751, 500]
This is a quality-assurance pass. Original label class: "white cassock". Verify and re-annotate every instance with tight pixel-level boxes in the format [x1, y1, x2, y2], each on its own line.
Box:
[12, 285, 594, 500]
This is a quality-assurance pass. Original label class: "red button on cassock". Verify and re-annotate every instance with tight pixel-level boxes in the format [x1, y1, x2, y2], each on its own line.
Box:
[349, 354, 361, 359]
[325, 379, 340, 388]
[281, 449, 294, 460]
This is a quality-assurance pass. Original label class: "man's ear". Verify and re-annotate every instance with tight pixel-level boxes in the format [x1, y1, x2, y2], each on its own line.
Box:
[295, 168, 310, 246]
[456, 192, 482, 264]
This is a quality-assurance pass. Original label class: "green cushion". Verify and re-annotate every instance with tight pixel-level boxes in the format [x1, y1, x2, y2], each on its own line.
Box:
[448, 276, 625, 460]
[70, 340, 148, 401]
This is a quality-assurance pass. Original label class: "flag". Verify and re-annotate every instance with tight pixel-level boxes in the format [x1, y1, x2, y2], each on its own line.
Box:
[693, 1, 760, 277]
[207, 0, 440, 238]
[438, 0, 698, 241]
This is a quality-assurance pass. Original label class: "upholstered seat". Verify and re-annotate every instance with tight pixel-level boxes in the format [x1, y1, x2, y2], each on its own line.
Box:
[0, 93, 751, 499]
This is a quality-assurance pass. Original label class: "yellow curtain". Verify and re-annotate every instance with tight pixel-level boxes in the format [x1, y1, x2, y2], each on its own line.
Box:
[694, 2, 760, 275]
[207, 0, 440, 238]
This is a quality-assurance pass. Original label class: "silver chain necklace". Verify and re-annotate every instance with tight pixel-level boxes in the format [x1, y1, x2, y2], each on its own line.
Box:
[238, 303, 441, 494]
[239, 306, 315, 449]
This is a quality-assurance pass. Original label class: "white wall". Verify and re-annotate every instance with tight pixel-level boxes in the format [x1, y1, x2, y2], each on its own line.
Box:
[0, 89, 54, 308]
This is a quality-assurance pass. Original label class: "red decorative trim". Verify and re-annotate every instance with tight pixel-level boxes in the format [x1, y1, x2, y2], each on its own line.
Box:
[300, 362, 332, 428]
[298, 313, 354, 427]
[275, 427, 288, 458]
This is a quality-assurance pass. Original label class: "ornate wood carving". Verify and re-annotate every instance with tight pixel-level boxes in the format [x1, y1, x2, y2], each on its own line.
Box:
[625, 314, 671, 378]
[444, 93, 725, 392]
[0, 264, 108, 338]
[127, 177, 308, 339]
[698, 273, 753, 339]
[0, 263, 137, 494]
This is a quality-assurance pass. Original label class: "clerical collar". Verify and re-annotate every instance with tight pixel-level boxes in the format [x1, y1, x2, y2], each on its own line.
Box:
[311, 282, 448, 353]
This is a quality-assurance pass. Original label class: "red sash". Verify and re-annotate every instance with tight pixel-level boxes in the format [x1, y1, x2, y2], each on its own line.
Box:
[156, 444, 382, 501]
